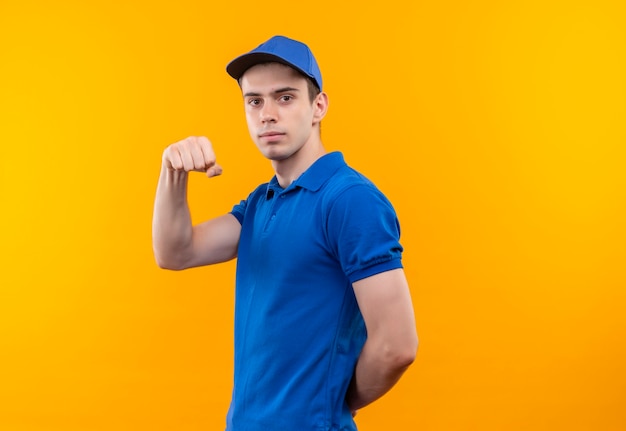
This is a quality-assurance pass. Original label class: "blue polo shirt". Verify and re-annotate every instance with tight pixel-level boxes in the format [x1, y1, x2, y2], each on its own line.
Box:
[227, 152, 403, 431]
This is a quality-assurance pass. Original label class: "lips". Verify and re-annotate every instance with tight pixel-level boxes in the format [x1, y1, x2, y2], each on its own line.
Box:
[259, 131, 285, 138]
[259, 131, 286, 144]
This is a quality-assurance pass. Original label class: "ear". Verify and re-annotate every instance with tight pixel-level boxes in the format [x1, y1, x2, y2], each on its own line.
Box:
[312, 92, 329, 125]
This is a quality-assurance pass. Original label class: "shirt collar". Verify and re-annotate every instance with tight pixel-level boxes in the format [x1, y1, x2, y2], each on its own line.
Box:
[265, 152, 346, 198]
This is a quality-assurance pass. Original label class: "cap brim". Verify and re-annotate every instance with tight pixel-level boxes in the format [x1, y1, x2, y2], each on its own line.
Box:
[226, 52, 311, 83]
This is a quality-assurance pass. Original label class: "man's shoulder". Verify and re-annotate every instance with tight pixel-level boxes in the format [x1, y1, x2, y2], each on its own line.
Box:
[230, 181, 270, 218]
[324, 162, 381, 197]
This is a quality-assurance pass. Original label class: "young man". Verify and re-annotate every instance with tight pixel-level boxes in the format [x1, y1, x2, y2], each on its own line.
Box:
[152, 35, 418, 431]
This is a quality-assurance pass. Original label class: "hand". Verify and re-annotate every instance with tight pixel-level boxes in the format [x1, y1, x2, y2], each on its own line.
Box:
[162, 136, 223, 177]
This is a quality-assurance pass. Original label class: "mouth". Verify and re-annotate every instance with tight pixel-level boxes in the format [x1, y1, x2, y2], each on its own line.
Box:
[259, 131, 286, 143]
[259, 131, 285, 138]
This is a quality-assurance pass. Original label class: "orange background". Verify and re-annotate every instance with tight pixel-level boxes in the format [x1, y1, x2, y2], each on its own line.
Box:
[1, 1, 625, 430]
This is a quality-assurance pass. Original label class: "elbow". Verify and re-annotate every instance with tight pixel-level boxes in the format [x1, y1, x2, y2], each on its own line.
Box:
[365, 341, 416, 375]
[155, 258, 183, 271]
[153, 250, 188, 271]
[386, 333, 419, 371]
[396, 341, 418, 370]
[155, 260, 185, 271]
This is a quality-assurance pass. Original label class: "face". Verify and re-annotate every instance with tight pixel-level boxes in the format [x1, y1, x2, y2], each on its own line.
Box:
[240, 62, 327, 162]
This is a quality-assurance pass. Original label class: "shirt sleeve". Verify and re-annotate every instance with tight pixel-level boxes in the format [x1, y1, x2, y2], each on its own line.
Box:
[326, 184, 404, 283]
[230, 199, 246, 225]
[230, 183, 267, 225]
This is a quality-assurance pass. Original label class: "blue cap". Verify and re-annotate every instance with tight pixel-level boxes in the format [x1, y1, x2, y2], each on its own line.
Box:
[226, 35, 322, 90]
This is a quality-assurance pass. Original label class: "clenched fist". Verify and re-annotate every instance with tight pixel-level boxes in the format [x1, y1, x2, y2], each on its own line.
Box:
[163, 136, 222, 178]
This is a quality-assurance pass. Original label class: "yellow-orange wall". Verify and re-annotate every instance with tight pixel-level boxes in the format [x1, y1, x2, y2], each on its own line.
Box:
[1, 1, 625, 430]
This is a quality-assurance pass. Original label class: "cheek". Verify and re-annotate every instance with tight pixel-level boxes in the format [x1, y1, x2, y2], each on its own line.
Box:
[245, 112, 257, 129]
[299, 109, 315, 127]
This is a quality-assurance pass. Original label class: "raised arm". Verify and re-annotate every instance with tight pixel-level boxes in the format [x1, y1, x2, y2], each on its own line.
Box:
[152, 136, 241, 270]
[346, 268, 418, 413]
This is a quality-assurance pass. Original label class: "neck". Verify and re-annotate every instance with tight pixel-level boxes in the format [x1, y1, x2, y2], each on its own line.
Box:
[272, 138, 326, 188]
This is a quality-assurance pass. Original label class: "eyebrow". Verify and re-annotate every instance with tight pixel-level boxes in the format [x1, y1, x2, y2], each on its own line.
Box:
[243, 87, 300, 98]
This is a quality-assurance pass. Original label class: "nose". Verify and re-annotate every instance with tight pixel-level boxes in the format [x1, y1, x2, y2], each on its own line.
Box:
[260, 100, 277, 124]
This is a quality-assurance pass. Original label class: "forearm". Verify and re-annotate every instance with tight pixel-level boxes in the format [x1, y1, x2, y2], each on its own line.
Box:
[346, 335, 415, 412]
[348, 269, 418, 412]
[152, 165, 194, 269]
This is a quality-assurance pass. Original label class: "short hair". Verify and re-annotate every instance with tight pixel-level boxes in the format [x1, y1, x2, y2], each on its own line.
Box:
[304, 76, 321, 103]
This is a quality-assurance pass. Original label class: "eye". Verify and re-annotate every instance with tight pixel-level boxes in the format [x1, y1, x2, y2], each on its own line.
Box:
[247, 98, 262, 106]
[279, 95, 293, 102]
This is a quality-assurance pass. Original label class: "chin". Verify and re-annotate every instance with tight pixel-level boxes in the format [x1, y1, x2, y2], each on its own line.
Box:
[259, 145, 292, 161]
[264, 152, 291, 162]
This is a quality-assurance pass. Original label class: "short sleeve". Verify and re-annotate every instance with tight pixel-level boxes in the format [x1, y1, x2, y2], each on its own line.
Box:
[326, 184, 403, 283]
[230, 199, 246, 225]
[230, 183, 269, 225]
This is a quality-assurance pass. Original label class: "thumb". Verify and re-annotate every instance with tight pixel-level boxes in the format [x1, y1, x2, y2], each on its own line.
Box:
[206, 163, 223, 178]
